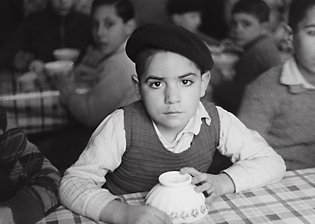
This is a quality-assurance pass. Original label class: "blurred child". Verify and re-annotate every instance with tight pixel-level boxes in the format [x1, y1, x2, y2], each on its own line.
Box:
[0, 0, 91, 71]
[53, 0, 138, 128]
[59, 23, 285, 224]
[166, 0, 219, 47]
[0, 108, 60, 224]
[212, 0, 282, 114]
[238, 0, 315, 170]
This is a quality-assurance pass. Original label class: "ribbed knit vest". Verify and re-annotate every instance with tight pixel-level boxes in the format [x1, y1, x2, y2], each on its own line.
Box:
[105, 100, 220, 195]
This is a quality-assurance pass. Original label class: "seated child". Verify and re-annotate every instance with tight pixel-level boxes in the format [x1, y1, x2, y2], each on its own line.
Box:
[166, 0, 219, 47]
[0, 108, 60, 224]
[59, 23, 286, 224]
[0, 0, 92, 71]
[238, 0, 315, 170]
[53, 0, 138, 128]
[212, 0, 282, 114]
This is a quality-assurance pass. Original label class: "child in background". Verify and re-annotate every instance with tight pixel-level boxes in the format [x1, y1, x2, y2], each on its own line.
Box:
[212, 0, 282, 114]
[59, 23, 285, 224]
[238, 0, 315, 170]
[166, 0, 219, 47]
[0, 108, 60, 224]
[0, 0, 91, 71]
[53, 0, 138, 128]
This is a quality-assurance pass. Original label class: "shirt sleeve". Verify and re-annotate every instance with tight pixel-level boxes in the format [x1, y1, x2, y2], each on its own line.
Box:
[216, 106, 286, 193]
[0, 112, 61, 224]
[59, 109, 126, 222]
[58, 47, 137, 129]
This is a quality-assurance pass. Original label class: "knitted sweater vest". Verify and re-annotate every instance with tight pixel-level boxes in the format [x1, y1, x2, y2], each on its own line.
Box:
[105, 100, 220, 195]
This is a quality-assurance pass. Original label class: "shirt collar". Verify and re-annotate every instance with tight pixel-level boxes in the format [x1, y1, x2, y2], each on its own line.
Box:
[153, 101, 211, 144]
[280, 56, 315, 93]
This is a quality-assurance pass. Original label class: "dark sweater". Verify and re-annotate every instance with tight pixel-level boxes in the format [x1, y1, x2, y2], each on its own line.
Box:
[213, 35, 282, 114]
[0, 5, 92, 69]
[105, 100, 220, 195]
[0, 108, 61, 224]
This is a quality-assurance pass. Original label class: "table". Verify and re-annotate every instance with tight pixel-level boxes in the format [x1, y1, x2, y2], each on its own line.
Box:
[37, 168, 315, 224]
[0, 70, 70, 134]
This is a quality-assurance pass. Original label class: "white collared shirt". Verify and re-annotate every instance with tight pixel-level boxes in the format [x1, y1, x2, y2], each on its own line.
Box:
[60, 102, 285, 221]
[281, 56, 315, 91]
[154, 103, 210, 153]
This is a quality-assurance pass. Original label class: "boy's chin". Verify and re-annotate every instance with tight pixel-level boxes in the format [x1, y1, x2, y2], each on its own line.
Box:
[231, 39, 246, 47]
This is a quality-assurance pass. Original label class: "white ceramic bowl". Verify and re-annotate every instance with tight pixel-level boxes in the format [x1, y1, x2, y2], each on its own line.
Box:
[145, 171, 208, 224]
[44, 60, 73, 77]
[53, 48, 80, 62]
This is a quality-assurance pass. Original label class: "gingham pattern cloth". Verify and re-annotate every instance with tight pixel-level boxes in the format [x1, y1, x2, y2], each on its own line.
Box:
[37, 168, 315, 224]
[0, 71, 70, 134]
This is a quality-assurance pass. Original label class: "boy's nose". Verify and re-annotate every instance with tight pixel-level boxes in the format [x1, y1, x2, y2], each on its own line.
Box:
[234, 23, 244, 32]
[165, 86, 181, 104]
[96, 26, 107, 38]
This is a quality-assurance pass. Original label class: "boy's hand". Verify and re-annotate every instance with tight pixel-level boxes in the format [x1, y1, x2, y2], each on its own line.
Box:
[124, 204, 173, 224]
[101, 200, 173, 224]
[180, 167, 235, 204]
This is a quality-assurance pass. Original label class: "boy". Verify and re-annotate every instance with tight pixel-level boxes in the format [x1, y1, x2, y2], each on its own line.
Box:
[238, 0, 315, 170]
[0, 108, 60, 224]
[212, 0, 282, 114]
[166, 0, 219, 47]
[0, 0, 92, 71]
[59, 23, 286, 224]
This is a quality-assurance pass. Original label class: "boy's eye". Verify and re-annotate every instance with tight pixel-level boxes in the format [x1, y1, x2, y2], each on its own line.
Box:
[307, 29, 315, 36]
[181, 80, 193, 86]
[241, 21, 252, 28]
[149, 81, 164, 89]
[104, 20, 114, 29]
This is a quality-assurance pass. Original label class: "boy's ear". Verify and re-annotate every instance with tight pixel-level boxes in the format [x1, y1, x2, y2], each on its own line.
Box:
[283, 24, 293, 43]
[125, 19, 137, 36]
[200, 71, 211, 97]
[131, 74, 141, 100]
[261, 21, 270, 34]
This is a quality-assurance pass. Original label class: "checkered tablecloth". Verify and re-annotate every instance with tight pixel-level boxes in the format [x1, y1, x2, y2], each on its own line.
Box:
[37, 168, 315, 224]
[0, 70, 70, 134]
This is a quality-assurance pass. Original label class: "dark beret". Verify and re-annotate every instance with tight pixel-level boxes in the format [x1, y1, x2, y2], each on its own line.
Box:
[126, 23, 213, 71]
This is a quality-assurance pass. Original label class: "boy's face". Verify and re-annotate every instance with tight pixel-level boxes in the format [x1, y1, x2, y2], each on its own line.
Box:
[133, 52, 210, 139]
[172, 12, 202, 33]
[292, 6, 315, 79]
[230, 13, 267, 47]
[50, 0, 75, 16]
[92, 5, 135, 57]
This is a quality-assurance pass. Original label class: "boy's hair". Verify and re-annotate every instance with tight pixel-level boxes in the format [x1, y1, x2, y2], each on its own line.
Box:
[232, 0, 270, 23]
[91, 0, 134, 22]
[166, 0, 204, 15]
[288, 0, 315, 32]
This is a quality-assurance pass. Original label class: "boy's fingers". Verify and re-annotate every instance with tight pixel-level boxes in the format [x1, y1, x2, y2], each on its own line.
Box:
[180, 167, 200, 176]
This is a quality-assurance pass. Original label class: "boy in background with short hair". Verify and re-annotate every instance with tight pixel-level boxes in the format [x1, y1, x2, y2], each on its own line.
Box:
[59, 23, 286, 224]
[166, 0, 219, 47]
[212, 0, 282, 114]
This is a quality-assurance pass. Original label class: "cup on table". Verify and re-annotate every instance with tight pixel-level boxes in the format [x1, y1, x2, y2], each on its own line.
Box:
[17, 71, 39, 92]
[44, 60, 74, 77]
[212, 53, 239, 80]
[53, 48, 80, 63]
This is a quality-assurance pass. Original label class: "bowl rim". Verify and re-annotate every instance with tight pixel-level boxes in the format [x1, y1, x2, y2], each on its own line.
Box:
[53, 48, 80, 54]
[159, 171, 192, 187]
[44, 60, 73, 68]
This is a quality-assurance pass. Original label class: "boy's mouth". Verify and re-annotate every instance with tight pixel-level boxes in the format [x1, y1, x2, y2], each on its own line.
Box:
[164, 111, 182, 115]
